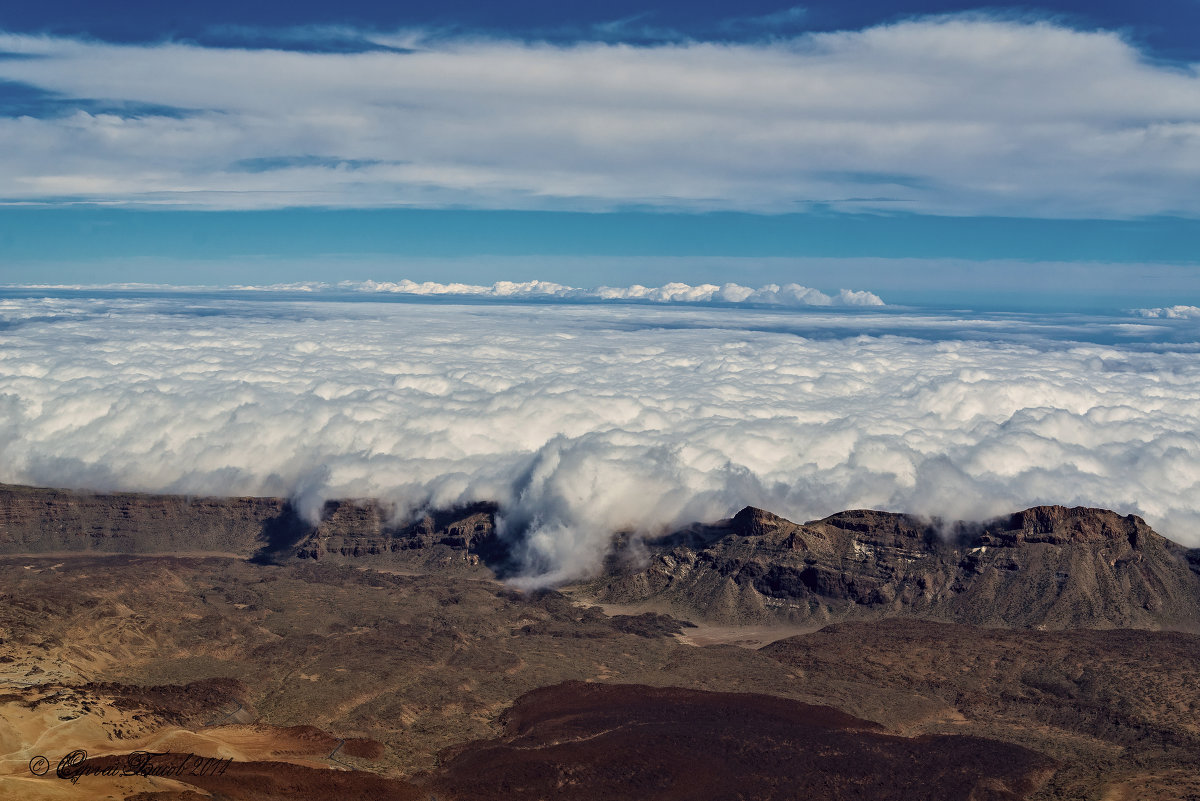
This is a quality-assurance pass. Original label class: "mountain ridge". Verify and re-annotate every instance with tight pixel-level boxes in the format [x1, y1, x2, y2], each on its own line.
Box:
[2, 482, 1198, 630]
[587, 503, 1200, 629]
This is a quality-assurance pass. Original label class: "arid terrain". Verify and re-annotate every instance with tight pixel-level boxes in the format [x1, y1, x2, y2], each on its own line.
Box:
[1, 483, 1199, 800]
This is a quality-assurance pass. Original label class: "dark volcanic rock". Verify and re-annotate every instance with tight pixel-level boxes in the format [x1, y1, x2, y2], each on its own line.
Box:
[432, 681, 1055, 801]
[0, 483, 504, 575]
[759, 619, 1200, 798]
[584, 505, 1200, 629]
[79, 677, 250, 724]
[0, 483, 293, 556]
[4, 482, 1198, 629]
[729, 505, 798, 537]
[76, 755, 425, 801]
[1001, 505, 1152, 546]
[289, 499, 500, 576]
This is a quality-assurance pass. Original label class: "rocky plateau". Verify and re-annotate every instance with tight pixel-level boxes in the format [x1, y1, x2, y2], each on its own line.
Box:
[1, 482, 1199, 800]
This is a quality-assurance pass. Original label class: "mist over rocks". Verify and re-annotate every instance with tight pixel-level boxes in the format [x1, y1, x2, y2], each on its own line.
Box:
[589, 504, 1200, 628]
[2, 294, 1200, 583]
[5, 480, 1200, 631]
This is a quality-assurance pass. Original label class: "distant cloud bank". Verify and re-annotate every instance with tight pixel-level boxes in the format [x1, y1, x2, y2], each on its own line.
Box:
[307, 279, 885, 307]
[1134, 305, 1200, 319]
[8, 279, 886, 307]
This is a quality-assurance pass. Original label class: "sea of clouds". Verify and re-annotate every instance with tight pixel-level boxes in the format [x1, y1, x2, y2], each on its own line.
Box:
[2, 293, 1199, 583]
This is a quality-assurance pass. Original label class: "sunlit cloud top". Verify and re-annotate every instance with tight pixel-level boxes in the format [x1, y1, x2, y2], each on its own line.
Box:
[4, 294, 1200, 582]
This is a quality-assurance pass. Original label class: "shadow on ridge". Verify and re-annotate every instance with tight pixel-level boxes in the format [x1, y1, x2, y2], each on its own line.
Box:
[250, 503, 314, 565]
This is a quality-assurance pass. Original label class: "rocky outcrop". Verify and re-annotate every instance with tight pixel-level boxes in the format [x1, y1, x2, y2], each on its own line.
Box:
[583, 505, 1200, 629]
[0, 483, 293, 556]
[3, 482, 1198, 629]
[0, 483, 501, 575]
[290, 499, 499, 576]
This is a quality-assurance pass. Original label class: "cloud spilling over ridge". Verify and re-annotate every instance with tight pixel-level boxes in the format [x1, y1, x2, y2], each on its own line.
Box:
[2, 296, 1200, 584]
[1, 17, 1199, 215]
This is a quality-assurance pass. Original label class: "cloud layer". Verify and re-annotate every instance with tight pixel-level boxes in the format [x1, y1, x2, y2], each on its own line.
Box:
[1135, 305, 1200, 319]
[2, 295, 1199, 583]
[1, 16, 1199, 215]
[8, 279, 885, 307]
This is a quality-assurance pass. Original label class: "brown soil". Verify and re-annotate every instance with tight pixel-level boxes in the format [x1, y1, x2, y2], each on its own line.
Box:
[4, 487, 1200, 801]
[760, 619, 1200, 799]
[431, 681, 1056, 801]
[70, 754, 425, 801]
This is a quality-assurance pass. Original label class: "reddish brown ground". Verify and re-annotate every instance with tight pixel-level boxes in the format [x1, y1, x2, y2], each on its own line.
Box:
[77, 682, 1056, 801]
[74, 756, 424, 801]
[431, 681, 1056, 801]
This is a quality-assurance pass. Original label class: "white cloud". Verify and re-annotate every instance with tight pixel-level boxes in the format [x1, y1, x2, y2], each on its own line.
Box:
[2, 278, 885, 307]
[335, 279, 883, 305]
[1134, 305, 1200, 319]
[6, 254, 1200, 302]
[326, 279, 884, 306]
[0, 17, 1199, 215]
[2, 295, 1199, 585]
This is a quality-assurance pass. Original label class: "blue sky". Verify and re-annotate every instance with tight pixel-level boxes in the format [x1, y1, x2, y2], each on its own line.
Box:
[1, 1, 1199, 306]
[5, 1, 1200, 57]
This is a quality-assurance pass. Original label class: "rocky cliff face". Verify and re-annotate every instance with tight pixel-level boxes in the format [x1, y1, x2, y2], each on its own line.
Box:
[0, 484, 499, 574]
[4, 482, 1199, 630]
[0, 483, 291, 556]
[290, 499, 499, 577]
[584, 505, 1200, 629]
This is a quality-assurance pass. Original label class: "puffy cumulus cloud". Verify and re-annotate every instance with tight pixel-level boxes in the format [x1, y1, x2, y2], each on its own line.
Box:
[318, 280, 883, 307]
[345, 279, 574, 298]
[585, 283, 883, 307]
[7, 279, 884, 307]
[9, 255, 1200, 305]
[1135, 305, 1200, 319]
[1, 18, 1200, 216]
[2, 296, 1200, 584]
